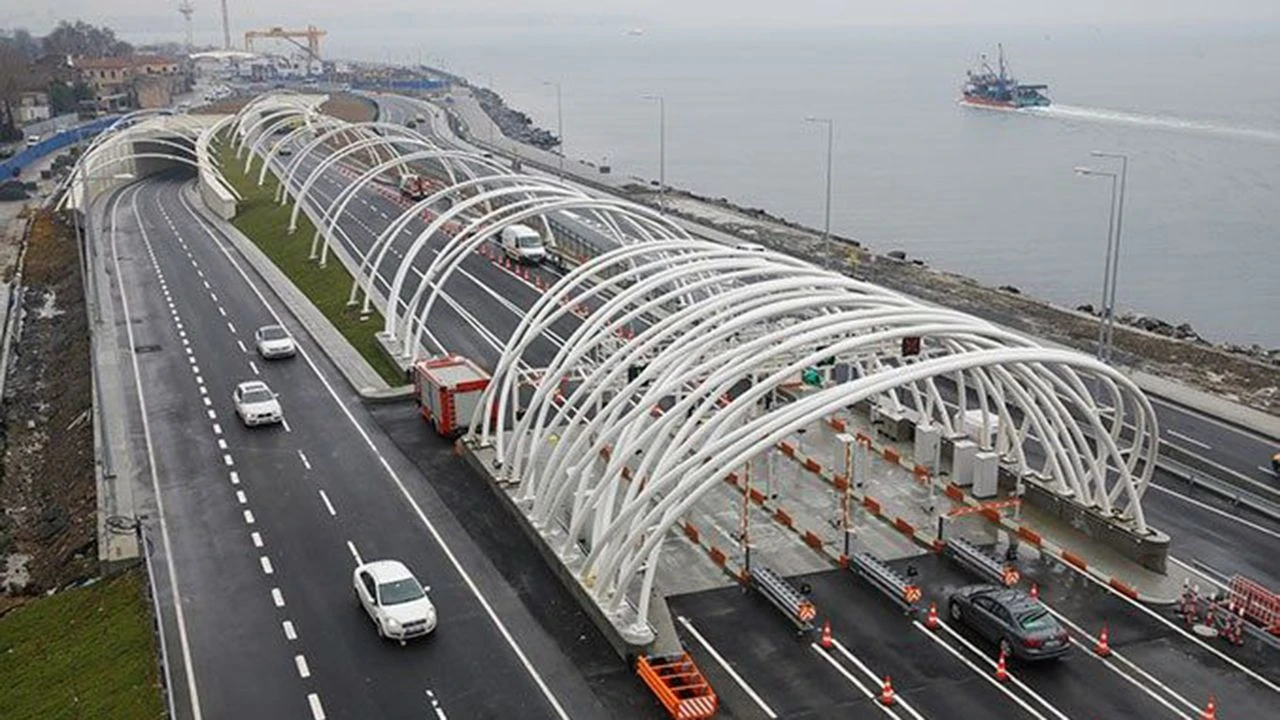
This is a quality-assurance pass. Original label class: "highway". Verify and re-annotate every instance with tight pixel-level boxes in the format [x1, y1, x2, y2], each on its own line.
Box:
[96, 173, 627, 719]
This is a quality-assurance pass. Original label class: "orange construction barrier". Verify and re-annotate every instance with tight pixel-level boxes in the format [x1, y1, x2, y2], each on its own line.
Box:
[1095, 624, 1112, 657]
[636, 653, 719, 719]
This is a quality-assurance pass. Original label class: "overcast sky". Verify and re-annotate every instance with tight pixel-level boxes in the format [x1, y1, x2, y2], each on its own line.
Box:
[6, 0, 1280, 38]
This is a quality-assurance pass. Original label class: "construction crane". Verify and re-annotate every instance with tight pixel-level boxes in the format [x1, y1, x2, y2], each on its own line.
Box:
[177, 0, 195, 52]
[244, 26, 327, 61]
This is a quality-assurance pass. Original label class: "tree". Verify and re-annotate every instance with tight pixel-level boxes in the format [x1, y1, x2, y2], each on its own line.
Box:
[42, 20, 132, 59]
[0, 39, 27, 141]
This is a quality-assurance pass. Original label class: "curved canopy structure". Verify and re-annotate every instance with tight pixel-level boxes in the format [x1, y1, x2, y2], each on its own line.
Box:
[237, 91, 1161, 636]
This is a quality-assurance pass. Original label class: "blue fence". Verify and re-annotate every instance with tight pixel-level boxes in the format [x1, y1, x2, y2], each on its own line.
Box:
[1, 115, 122, 180]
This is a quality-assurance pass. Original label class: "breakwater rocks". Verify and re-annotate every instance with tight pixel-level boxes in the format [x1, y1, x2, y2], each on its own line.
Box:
[1075, 305, 1280, 366]
[471, 86, 559, 150]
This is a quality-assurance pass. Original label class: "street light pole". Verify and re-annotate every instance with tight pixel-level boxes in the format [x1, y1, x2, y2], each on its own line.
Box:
[1074, 165, 1119, 362]
[1091, 151, 1128, 360]
[543, 80, 563, 179]
[642, 94, 665, 214]
[805, 116, 834, 269]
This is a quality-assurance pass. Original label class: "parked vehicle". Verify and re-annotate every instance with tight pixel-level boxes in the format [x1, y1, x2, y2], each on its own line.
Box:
[500, 223, 547, 264]
[1271, 450, 1279, 475]
[412, 355, 490, 437]
[25, 135, 40, 147]
[398, 173, 430, 200]
[353, 560, 437, 645]
[948, 584, 1070, 661]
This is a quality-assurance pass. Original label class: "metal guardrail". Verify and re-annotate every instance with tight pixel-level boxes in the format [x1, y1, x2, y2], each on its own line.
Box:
[944, 536, 1019, 587]
[851, 552, 921, 616]
[749, 564, 817, 632]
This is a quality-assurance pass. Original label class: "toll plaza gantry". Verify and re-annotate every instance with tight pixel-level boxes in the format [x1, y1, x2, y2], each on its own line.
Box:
[228, 93, 1280, 719]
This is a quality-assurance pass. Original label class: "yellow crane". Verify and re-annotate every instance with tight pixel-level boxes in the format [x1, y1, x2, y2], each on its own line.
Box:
[243, 25, 327, 60]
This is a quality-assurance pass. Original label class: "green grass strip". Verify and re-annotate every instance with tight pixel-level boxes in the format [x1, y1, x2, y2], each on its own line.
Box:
[0, 570, 165, 720]
[216, 139, 404, 385]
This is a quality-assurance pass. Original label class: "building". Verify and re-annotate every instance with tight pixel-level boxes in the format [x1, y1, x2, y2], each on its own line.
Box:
[73, 55, 185, 110]
[16, 92, 51, 124]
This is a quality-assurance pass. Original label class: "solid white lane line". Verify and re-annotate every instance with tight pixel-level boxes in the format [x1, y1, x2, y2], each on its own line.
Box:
[319, 489, 336, 517]
[295, 654, 310, 679]
[249, 360, 260, 375]
[272, 587, 285, 607]
[260, 556, 274, 575]
[251, 531, 263, 548]
[346, 540, 363, 566]
[830, 639, 927, 720]
[1167, 429, 1210, 450]
[425, 689, 449, 720]
[282, 620, 296, 641]
[1149, 483, 1280, 539]
[307, 694, 325, 720]
[912, 622, 1047, 720]
[237, 340, 248, 353]
[236, 490, 247, 505]
[117, 186, 204, 720]
[243, 510, 255, 524]
[180, 181, 572, 720]
[298, 450, 312, 470]
[809, 644, 900, 718]
[1260, 466, 1278, 477]
[676, 616, 778, 718]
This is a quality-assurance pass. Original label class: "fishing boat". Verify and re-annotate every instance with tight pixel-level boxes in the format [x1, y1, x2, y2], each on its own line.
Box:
[961, 44, 1050, 109]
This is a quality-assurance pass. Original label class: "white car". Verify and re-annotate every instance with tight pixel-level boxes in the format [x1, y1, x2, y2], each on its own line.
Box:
[232, 380, 282, 427]
[354, 560, 437, 644]
[254, 325, 296, 359]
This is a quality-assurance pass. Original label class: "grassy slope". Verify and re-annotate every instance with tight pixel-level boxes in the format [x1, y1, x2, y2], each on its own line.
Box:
[0, 570, 164, 720]
[217, 139, 403, 385]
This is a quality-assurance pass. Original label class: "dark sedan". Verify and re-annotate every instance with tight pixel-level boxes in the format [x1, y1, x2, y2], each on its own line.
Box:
[948, 584, 1071, 661]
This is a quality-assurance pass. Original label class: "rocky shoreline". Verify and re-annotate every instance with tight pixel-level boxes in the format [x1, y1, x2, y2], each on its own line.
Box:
[467, 84, 1279, 416]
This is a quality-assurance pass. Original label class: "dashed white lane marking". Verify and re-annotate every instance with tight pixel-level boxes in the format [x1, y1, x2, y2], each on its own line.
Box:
[251, 531, 263, 548]
[185, 346, 193, 356]
[203, 396, 212, 407]
[425, 689, 449, 720]
[271, 587, 285, 608]
[282, 620, 296, 641]
[210, 292, 219, 303]
[1167, 429, 1211, 450]
[236, 490, 247, 505]
[176, 321, 183, 331]
[192, 363, 200, 374]
[1259, 466, 1278, 477]
[213, 423, 222, 436]
[229, 470, 240, 485]
[188, 356, 197, 366]
[243, 509, 255, 525]
[250, 361, 260, 375]
[281, 417, 292, 433]
[193, 371, 201, 383]
[218, 306, 226, 317]
[237, 340, 248, 353]
[217, 438, 227, 450]
[199, 386, 208, 397]
[203, 280, 211, 290]
[307, 694, 325, 720]
[227, 321, 236, 333]
[260, 556, 274, 575]
[207, 409, 216, 420]
[346, 540, 363, 566]
[295, 654, 310, 679]
[298, 450, 312, 470]
[223, 454, 234, 467]
[318, 489, 336, 516]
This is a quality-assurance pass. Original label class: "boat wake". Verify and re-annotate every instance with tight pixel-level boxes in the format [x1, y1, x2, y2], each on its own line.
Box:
[1023, 104, 1280, 143]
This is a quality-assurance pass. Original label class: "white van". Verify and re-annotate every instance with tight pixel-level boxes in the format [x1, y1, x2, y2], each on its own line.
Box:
[500, 224, 547, 264]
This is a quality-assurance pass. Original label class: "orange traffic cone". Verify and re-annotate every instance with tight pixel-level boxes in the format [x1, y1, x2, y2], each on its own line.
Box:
[926, 602, 939, 630]
[1200, 695, 1216, 720]
[1029, 583, 1039, 600]
[994, 649, 1009, 682]
[879, 676, 896, 706]
[820, 620, 833, 649]
[1095, 624, 1112, 658]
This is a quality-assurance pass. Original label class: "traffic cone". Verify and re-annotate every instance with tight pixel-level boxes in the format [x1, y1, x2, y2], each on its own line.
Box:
[820, 620, 833, 649]
[1095, 624, 1112, 658]
[1029, 583, 1039, 600]
[879, 676, 896, 706]
[1200, 695, 1216, 720]
[994, 649, 1009, 682]
[926, 602, 939, 630]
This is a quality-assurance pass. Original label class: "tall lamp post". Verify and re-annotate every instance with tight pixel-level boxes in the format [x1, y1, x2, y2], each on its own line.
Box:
[1090, 150, 1128, 359]
[804, 116, 834, 269]
[1074, 165, 1119, 362]
[642, 94, 666, 214]
[543, 80, 563, 179]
